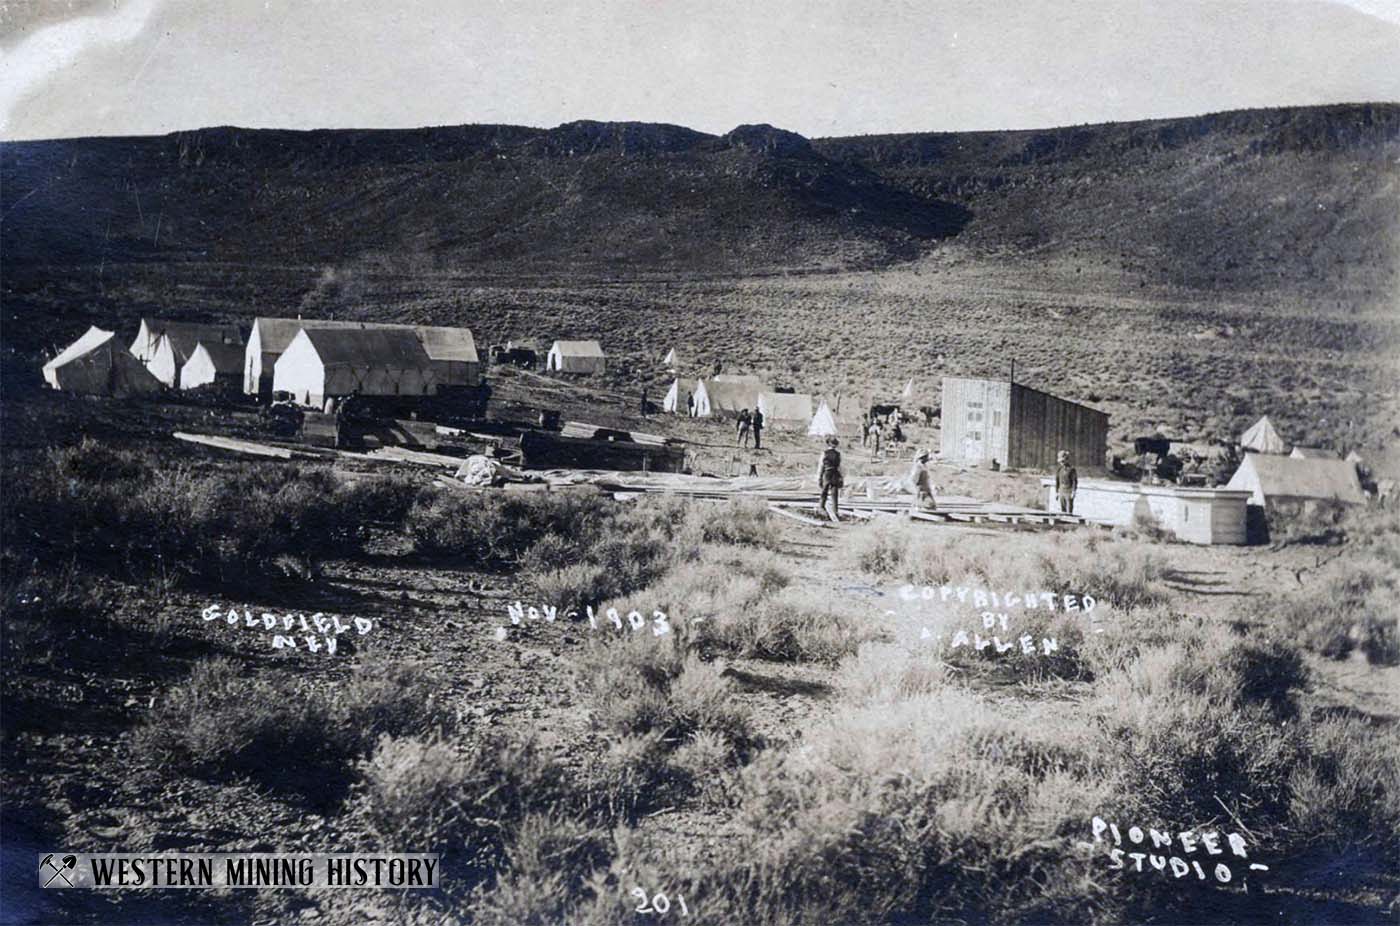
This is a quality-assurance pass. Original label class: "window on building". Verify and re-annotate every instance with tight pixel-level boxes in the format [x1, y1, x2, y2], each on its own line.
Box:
[992, 410, 1003, 427]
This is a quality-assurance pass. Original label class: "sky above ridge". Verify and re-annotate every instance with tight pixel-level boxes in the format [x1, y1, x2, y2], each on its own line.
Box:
[2, 0, 1398, 141]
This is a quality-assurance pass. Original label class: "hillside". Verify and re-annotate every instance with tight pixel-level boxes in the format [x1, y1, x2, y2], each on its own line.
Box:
[3, 105, 1398, 292]
[0, 121, 965, 275]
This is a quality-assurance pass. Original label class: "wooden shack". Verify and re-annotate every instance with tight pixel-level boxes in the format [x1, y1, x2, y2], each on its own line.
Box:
[1041, 478, 1250, 545]
[941, 377, 1107, 470]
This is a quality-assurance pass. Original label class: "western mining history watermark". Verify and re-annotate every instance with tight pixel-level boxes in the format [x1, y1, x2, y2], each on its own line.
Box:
[39, 853, 438, 889]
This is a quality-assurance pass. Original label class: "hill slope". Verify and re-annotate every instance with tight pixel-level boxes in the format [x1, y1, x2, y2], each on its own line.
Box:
[0, 121, 966, 275]
[3, 105, 1397, 292]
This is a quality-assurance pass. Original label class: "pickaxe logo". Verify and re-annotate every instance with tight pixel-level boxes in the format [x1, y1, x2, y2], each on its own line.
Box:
[40, 854, 77, 887]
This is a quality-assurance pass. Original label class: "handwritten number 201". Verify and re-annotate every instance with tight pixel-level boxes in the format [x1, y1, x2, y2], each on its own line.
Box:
[630, 887, 689, 916]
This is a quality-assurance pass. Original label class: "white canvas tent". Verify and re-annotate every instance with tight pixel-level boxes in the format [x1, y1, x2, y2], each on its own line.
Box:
[179, 341, 245, 390]
[1239, 415, 1287, 454]
[664, 378, 699, 414]
[272, 328, 436, 407]
[808, 401, 839, 437]
[693, 377, 765, 417]
[43, 327, 163, 396]
[662, 348, 677, 367]
[757, 392, 814, 429]
[546, 340, 606, 374]
[1225, 453, 1365, 506]
[137, 321, 245, 387]
[244, 317, 478, 397]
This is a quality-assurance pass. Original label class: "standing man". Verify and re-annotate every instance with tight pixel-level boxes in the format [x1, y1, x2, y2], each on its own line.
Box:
[1055, 450, 1078, 514]
[737, 409, 752, 448]
[869, 418, 883, 461]
[752, 407, 764, 450]
[907, 449, 938, 516]
[686, 391, 695, 417]
[818, 436, 844, 523]
[641, 386, 649, 416]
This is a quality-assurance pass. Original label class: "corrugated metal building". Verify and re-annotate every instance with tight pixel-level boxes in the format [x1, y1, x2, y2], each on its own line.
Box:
[941, 377, 1108, 470]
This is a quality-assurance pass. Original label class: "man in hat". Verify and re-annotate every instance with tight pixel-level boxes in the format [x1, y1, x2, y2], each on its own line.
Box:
[907, 449, 939, 516]
[1055, 450, 1078, 514]
[817, 435, 844, 523]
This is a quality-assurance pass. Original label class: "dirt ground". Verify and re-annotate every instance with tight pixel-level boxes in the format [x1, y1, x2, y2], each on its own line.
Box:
[2, 380, 1396, 925]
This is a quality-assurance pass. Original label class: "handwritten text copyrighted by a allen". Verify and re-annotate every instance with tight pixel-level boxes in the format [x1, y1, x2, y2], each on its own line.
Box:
[201, 605, 376, 655]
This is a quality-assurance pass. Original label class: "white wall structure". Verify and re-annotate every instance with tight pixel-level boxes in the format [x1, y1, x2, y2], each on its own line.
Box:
[1041, 479, 1250, 545]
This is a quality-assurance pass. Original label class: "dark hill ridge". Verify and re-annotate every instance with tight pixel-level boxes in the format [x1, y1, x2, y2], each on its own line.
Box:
[2, 104, 1397, 293]
[0, 118, 966, 273]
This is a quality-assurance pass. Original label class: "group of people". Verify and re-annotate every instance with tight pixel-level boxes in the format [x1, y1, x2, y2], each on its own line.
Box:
[736, 408, 764, 449]
[815, 436, 940, 524]
[860, 411, 905, 459]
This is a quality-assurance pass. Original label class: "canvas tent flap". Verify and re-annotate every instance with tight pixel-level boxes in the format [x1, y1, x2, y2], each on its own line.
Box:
[1240, 415, 1287, 454]
[663, 348, 677, 366]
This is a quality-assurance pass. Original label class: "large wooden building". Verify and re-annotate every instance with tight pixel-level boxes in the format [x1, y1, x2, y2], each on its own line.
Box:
[940, 377, 1108, 470]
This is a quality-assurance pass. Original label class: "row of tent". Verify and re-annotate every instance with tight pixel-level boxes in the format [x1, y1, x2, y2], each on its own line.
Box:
[43, 317, 484, 405]
[661, 374, 860, 437]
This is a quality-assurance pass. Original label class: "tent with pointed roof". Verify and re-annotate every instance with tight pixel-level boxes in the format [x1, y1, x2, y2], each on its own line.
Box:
[807, 401, 839, 437]
[1345, 449, 1365, 464]
[662, 348, 677, 367]
[179, 341, 246, 391]
[757, 392, 814, 430]
[131, 318, 243, 365]
[1239, 415, 1287, 454]
[43, 327, 163, 396]
[1225, 453, 1364, 506]
[272, 328, 435, 407]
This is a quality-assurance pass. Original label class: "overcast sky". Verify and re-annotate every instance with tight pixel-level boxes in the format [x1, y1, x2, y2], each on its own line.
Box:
[2, 0, 1398, 141]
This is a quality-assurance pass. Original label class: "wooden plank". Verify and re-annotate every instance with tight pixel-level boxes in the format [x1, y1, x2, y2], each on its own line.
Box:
[174, 432, 294, 459]
[768, 505, 829, 527]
